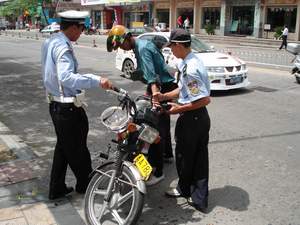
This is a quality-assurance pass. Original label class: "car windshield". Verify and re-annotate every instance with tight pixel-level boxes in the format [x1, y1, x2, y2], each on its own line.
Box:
[191, 36, 215, 53]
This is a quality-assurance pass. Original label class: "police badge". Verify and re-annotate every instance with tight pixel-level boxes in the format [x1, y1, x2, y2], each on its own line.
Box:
[188, 80, 200, 96]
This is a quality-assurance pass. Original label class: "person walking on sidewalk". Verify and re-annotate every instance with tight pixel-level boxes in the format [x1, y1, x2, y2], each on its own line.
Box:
[154, 29, 211, 212]
[106, 25, 178, 186]
[41, 10, 112, 200]
[279, 25, 288, 50]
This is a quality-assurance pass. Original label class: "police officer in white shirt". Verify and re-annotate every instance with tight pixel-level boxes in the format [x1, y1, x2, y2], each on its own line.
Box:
[154, 29, 211, 212]
[279, 25, 288, 50]
[41, 10, 112, 200]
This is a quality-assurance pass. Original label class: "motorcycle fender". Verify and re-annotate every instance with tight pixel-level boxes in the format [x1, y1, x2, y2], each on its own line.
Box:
[90, 160, 147, 194]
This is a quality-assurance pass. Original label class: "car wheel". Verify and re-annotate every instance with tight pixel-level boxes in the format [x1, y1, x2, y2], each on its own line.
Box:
[122, 59, 134, 79]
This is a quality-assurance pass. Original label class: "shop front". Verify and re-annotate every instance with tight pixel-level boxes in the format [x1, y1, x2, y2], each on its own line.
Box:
[176, 1, 194, 29]
[200, 0, 222, 35]
[154, 1, 170, 26]
[123, 2, 152, 28]
[225, 0, 257, 36]
[264, 0, 299, 40]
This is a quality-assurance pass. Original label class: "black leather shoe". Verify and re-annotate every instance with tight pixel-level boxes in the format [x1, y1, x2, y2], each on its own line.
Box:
[187, 197, 208, 213]
[49, 187, 74, 200]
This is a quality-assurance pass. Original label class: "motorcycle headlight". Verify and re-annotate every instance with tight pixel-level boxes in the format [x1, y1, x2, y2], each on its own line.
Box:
[138, 125, 159, 144]
[206, 66, 225, 73]
[100, 106, 129, 132]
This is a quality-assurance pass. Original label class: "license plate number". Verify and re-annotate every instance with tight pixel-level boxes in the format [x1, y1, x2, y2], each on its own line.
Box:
[229, 76, 242, 84]
[134, 154, 152, 181]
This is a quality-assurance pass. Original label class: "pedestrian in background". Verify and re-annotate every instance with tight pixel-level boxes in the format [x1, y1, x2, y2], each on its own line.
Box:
[177, 15, 183, 28]
[154, 29, 211, 213]
[279, 25, 288, 50]
[106, 25, 178, 186]
[183, 17, 190, 31]
[41, 10, 112, 200]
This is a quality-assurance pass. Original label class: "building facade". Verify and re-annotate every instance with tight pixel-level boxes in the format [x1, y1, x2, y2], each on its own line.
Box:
[57, 0, 300, 41]
[153, 0, 300, 40]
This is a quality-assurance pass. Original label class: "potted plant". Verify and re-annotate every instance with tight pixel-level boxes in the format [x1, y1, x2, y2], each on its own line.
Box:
[204, 24, 215, 35]
[274, 26, 283, 40]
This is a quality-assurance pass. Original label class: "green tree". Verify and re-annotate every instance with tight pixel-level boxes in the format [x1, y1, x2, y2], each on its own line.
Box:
[0, 0, 50, 18]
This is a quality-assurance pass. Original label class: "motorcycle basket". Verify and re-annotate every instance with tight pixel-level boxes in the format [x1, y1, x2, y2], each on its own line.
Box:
[100, 106, 129, 132]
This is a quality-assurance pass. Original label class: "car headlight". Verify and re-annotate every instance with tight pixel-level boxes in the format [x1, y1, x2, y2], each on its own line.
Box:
[241, 64, 247, 71]
[206, 66, 225, 73]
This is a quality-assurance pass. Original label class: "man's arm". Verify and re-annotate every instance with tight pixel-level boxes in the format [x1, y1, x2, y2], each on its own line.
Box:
[57, 51, 112, 89]
[153, 88, 180, 101]
[168, 96, 210, 114]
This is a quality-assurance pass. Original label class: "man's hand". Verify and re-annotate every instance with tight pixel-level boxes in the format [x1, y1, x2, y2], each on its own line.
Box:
[167, 102, 182, 115]
[100, 77, 113, 89]
[152, 92, 165, 103]
[152, 91, 161, 107]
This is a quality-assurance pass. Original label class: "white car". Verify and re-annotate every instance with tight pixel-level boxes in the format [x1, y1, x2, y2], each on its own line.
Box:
[116, 32, 249, 90]
[40, 22, 60, 33]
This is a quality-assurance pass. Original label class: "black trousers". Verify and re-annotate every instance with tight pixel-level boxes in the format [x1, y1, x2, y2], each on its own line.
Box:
[279, 35, 287, 49]
[175, 107, 210, 208]
[147, 82, 178, 177]
[49, 102, 92, 195]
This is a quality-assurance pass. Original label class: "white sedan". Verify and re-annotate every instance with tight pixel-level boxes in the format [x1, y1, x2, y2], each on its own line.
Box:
[116, 32, 250, 91]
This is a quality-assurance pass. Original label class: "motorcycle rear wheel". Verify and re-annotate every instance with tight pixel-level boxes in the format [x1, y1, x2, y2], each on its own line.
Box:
[84, 164, 144, 225]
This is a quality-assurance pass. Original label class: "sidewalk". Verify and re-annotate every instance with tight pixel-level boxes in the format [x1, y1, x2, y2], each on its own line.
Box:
[0, 121, 86, 225]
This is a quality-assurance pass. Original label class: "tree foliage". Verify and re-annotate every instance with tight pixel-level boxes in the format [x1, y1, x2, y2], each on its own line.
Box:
[0, 0, 50, 17]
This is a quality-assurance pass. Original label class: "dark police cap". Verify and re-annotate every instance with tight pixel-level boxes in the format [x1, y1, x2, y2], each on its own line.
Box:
[58, 10, 89, 24]
[165, 29, 191, 47]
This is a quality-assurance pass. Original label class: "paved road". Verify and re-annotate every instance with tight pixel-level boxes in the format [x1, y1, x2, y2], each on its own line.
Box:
[0, 35, 300, 225]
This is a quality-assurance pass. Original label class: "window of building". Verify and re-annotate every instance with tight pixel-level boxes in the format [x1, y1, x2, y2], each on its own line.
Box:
[156, 9, 169, 25]
[202, 7, 220, 29]
[266, 7, 297, 33]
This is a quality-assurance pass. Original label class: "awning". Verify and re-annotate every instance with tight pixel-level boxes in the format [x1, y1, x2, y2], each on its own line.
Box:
[81, 0, 140, 6]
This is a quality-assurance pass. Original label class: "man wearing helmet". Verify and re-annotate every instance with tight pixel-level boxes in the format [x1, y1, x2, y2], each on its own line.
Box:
[107, 25, 177, 185]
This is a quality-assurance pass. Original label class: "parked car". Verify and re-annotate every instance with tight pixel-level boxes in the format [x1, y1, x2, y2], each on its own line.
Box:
[0, 23, 6, 31]
[40, 22, 60, 34]
[116, 32, 250, 90]
[0, 20, 7, 30]
[128, 26, 155, 36]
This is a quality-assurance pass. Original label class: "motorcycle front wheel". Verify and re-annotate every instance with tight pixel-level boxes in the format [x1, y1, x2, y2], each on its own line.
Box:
[84, 163, 144, 225]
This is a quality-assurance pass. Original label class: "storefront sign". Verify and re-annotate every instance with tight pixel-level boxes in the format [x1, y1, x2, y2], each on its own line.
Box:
[176, 1, 194, 8]
[155, 1, 169, 9]
[201, 0, 221, 7]
[264, 24, 271, 30]
[124, 3, 149, 12]
[132, 21, 144, 28]
[266, 0, 296, 4]
[81, 0, 140, 6]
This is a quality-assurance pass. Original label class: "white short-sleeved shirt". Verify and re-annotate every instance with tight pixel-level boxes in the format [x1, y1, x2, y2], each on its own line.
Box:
[41, 32, 100, 97]
[177, 52, 210, 104]
[282, 27, 288, 36]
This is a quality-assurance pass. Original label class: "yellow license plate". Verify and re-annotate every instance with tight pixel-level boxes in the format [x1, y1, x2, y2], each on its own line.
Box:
[134, 154, 152, 181]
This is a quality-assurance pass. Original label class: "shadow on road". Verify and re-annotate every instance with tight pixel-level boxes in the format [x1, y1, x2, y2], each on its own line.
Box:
[211, 88, 254, 97]
[207, 185, 249, 213]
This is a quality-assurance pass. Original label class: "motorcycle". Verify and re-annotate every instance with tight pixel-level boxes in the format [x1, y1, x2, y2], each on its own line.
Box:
[287, 43, 300, 84]
[84, 87, 163, 225]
